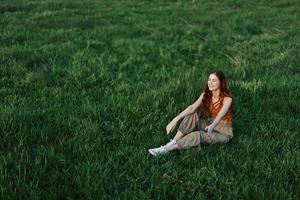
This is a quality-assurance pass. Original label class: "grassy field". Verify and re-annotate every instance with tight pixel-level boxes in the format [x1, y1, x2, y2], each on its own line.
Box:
[0, 0, 299, 199]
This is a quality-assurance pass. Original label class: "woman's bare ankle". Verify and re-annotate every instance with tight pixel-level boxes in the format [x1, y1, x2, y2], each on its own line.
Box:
[165, 143, 179, 152]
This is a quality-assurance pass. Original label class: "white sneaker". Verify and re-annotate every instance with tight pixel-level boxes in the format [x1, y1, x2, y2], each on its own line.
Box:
[164, 139, 176, 147]
[148, 146, 168, 156]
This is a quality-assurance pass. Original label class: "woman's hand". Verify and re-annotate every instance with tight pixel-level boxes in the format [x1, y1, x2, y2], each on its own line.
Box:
[166, 119, 178, 134]
[204, 124, 214, 135]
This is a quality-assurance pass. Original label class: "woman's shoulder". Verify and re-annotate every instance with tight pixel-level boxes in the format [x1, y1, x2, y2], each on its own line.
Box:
[223, 96, 232, 100]
[222, 96, 232, 103]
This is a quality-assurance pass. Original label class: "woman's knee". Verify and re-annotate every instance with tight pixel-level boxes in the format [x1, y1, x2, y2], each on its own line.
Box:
[178, 112, 200, 134]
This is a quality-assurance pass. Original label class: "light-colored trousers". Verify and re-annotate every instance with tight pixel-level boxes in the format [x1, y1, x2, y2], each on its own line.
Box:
[176, 110, 233, 150]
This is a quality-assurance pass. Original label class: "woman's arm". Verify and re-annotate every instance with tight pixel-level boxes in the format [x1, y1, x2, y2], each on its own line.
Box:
[173, 92, 204, 122]
[210, 97, 232, 127]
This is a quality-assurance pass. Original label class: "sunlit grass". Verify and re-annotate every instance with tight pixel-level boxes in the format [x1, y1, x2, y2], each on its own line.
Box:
[0, 0, 299, 199]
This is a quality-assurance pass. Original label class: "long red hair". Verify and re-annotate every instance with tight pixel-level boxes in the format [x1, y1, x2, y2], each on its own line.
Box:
[199, 70, 234, 117]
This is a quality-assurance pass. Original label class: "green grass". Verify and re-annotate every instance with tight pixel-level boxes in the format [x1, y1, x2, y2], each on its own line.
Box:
[0, 0, 299, 199]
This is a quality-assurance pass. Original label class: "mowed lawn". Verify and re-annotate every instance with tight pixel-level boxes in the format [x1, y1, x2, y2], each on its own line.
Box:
[0, 0, 299, 199]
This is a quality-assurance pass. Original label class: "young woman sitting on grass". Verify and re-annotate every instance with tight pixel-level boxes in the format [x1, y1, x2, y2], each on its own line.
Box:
[148, 70, 234, 156]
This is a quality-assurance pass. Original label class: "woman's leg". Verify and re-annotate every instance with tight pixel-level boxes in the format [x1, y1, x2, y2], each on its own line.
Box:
[205, 132, 231, 144]
[175, 111, 201, 139]
[175, 131, 203, 150]
[175, 129, 225, 150]
[149, 131, 230, 156]
[149, 112, 203, 156]
[164, 143, 180, 152]
[165, 112, 203, 148]
[172, 111, 206, 142]
[173, 130, 185, 141]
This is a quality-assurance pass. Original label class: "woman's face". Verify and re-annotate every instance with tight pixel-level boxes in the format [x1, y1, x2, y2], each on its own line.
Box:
[207, 73, 220, 91]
